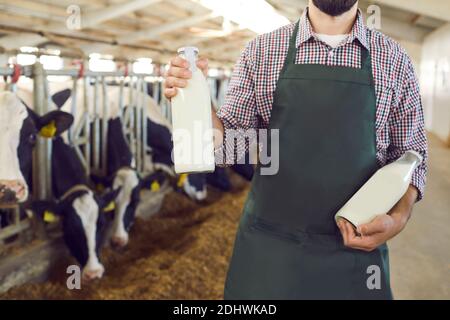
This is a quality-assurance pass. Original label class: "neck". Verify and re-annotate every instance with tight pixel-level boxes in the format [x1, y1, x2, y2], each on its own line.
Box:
[308, 1, 358, 35]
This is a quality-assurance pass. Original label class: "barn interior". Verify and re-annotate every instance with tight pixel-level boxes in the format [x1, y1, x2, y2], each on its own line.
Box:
[0, 0, 449, 300]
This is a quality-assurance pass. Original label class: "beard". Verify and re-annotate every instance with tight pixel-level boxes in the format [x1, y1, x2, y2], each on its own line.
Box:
[312, 0, 358, 17]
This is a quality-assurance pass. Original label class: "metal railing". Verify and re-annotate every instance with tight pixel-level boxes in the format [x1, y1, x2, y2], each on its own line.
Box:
[0, 63, 159, 247]
[42, 66, 157, 176]
[0, 61, 231, 248]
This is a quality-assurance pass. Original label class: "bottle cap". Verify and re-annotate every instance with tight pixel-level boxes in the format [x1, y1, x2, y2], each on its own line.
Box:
[178, 47, 199, 72]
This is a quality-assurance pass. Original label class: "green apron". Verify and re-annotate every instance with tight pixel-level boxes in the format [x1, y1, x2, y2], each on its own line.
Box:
[224, 22, 393, 300]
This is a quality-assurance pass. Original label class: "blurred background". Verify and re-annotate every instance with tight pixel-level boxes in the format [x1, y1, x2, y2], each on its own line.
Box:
[0, 0, 448, 300]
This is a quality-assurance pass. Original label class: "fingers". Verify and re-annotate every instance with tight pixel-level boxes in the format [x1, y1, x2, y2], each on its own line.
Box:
[339, 220, 381, 252]
[346, 234, 382, 252]
[337, 219, 347, 243]
[164, 76, 188, 90]
[164, 87, 177, 99]
[164, 56, 196, 100]
[167, 66, 192, 79]
[338, 219, 351, 245]
[163, 76, 187, 100]
[344, 220, 357, 239]
[170, 56, 189, 69]
[164, 56, 209, 99]
[358, 215, 394, 236]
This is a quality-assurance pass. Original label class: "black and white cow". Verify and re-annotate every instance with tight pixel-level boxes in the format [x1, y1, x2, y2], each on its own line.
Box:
[50, 83, 254, 202]
[34, 137, 121, 281]
[0, 90, 120, 281]
[52, 88, 155, 249]
[0, 91, 73, 204]
[90, 117, 147, 248]
[49, 83, 217, 201]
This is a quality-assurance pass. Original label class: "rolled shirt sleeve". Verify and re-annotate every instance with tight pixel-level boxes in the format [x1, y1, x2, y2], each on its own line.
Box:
[388, 56, 428, 201]
[215, 40, 259, 166]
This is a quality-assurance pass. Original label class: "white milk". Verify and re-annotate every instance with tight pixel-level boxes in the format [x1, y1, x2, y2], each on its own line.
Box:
[171, 47, 215, 174]
[335, 151, 423, 227]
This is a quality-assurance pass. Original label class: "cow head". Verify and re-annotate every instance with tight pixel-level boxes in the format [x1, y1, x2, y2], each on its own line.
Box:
[0, 92, 73, 204]
[108, 168, 140, 248]
[91, 170, 168, 248]
[33, 187, 121, 281]
[178, 173, 208, 201]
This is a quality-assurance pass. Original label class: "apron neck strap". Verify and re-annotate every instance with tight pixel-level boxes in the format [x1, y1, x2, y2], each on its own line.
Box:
[360, 46, 371, 71]
[281, 21, 372, 73]
[281, 21, 300, 75]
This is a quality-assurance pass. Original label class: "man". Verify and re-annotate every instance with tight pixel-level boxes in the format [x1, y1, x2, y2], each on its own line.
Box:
[164, 0, 428, 299]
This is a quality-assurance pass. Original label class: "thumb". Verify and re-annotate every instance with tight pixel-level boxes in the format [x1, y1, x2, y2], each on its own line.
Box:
[197, 58, 209, 77]
[358, 215, 394, 236]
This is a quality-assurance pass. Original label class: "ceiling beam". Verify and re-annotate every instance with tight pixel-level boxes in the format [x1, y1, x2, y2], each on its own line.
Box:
[80, 0, 162, 28]
[116, 12, 219, 44]
[83, 12, 219, 54]
[166, 25, 244, 51]
[0, 0, 162, 50]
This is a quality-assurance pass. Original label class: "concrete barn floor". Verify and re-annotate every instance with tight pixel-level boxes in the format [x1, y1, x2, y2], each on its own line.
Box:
[389, 134, 450, 299]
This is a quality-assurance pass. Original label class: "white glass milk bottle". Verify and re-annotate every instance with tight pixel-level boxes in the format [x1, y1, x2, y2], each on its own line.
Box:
[335, 151, 423, 227]
[171, 47, 215, 174]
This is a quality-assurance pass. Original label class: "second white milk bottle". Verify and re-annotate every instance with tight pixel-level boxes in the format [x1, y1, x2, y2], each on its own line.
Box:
[335, 151, 423, 227]
[171, 47, 215, 174]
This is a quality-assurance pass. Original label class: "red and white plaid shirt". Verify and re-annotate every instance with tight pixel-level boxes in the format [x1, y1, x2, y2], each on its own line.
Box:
[216, 9, 428, 200]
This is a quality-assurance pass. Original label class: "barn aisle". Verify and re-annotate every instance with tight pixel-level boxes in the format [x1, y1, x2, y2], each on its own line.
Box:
[1, 175, 250, 300]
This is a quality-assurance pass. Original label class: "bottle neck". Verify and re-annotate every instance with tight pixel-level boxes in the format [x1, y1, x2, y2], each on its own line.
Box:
[181, 50, 198, 72]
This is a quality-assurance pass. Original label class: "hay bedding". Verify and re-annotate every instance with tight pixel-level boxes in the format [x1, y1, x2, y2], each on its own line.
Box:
[1, 175, 250, 300]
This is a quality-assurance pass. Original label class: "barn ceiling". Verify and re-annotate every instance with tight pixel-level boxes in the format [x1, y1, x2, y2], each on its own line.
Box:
[0, 0, 447, 67]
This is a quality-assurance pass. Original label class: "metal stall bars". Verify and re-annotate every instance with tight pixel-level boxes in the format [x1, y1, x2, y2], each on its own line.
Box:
[33, 62, 53, 201]
[122, 73, 150, 174]
[150, 64, 168, 119]
[42, 65, 154, 177]
[0, 62, 155, 248]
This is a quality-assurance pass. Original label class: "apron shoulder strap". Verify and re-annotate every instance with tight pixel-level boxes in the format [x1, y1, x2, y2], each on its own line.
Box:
[360, 47, 371, 71]
[280, 21, 300, 76]
[280, 21, 372, 74]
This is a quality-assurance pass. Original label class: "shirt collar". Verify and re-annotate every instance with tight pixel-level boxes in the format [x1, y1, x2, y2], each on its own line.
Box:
[296, 8, 369, 50]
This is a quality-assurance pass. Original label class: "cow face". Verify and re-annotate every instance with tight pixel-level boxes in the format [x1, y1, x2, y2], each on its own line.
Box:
[0, 92, 73, 204]
[62, 191, 106, 281]
[91, 169, 171, 248]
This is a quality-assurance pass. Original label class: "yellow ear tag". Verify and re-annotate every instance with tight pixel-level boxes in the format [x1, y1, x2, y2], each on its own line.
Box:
[177, 174, 188, 188]
[150, 180, 160, 192]
[103, 201, 115, 213]
[96, 183, 105, 192]
[43, 210, 57, 223]
[40, 120, 57, 138]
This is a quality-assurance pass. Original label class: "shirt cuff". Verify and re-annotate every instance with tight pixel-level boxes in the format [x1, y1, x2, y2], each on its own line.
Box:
[214, 114, 233, 167]
[410, 168, 427, 202]
[214, 112, 258, 167]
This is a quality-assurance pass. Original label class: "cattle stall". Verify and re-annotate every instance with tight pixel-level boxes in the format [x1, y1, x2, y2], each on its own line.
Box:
[0, 61, 154, 290]
[0, 59, 232, 293]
